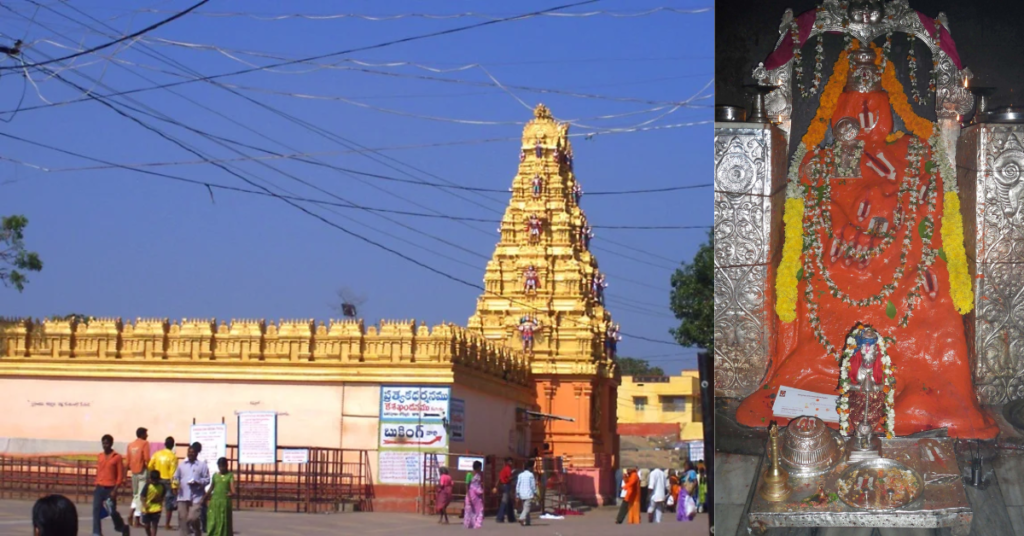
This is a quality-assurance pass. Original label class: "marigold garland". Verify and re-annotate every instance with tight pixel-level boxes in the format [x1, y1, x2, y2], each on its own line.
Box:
[800, 49, 851, 150]
[776, 197, 805, 322]
[872, 43, 933, 140]
[941, 192, 974, 314]
[777, 40, 969, 323]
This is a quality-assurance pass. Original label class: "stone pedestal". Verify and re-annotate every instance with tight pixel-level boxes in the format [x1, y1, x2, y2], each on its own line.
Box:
[958, 124, 1024, 405]
[713, 122, 789, 398]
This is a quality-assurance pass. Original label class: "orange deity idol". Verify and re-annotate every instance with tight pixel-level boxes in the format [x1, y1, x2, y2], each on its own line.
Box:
[737, 45, 998, 439]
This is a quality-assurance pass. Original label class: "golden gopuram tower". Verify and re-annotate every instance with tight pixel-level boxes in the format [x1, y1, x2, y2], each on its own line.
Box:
[468, 104, 620, 473]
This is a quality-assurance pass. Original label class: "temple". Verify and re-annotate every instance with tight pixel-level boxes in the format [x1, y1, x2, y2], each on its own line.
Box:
[0, 104, 620, 510]
[467, 103, 619, 474]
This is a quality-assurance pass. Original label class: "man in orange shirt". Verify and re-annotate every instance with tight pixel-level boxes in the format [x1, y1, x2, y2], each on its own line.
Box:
[93, 434, 125, 536]
[126, 427, 151, 528]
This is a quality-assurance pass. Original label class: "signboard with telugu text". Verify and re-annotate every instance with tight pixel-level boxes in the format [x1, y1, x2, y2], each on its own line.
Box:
[237, 411, 277, 464]
[379, 422, 448, 449]
[379, 386, 451, 421]
[282, 449, 309, 464]
[378, 451, 441, 484]
[190, 423, 227, 483]
[457, 456, 485, 472]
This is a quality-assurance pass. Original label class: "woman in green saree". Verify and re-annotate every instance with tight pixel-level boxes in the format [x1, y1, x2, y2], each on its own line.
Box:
[203, 457, 236, 536]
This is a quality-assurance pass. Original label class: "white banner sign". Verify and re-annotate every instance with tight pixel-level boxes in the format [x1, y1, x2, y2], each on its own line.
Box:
[282, 449, 309, 464]
[238, 411, 277, 464]
[457, 456, 485, 472]
[380, 386, 450, 421]
[190, 423, 227, 484]
[380, 422, 448, 449]
[378, 451, 440, 484]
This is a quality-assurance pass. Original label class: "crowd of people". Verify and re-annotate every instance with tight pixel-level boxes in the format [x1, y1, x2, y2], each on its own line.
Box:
[434, 457, 540, 529]
[30, 428, 236, 536]
[615, 460, 705, 524]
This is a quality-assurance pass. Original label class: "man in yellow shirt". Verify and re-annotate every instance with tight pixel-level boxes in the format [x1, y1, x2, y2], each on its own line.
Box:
[148, 437, 179, 530]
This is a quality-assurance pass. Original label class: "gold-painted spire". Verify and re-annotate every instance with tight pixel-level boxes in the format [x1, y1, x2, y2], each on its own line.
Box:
[468, 106, 614, 378]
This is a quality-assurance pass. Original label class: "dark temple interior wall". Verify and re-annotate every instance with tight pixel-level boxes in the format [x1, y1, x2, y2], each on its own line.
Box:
[717, 0, 1024, 144]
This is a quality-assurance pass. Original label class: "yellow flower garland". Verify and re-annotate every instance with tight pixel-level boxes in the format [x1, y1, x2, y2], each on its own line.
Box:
[776, 198, 805, 322]
[941, 192, 974, 314]
[777, 40, 973, 322]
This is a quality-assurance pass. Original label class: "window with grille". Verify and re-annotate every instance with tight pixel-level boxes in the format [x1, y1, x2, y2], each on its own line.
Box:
[633, 396, 648, 411]
[660, 396, 687, 412]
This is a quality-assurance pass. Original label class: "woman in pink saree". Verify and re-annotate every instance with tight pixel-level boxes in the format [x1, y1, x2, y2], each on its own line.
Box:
[463, 461, 485, 529]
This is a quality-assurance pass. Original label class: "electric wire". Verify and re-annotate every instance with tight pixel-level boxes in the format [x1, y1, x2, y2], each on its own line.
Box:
[129, 7, 713, 21]
[2, 128, 685, 345]
[9, 2, 696, 346]
[5, 0, 209, 72]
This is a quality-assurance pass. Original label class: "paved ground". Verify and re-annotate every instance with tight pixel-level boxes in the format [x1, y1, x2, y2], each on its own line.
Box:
[0, 499, 708, 535]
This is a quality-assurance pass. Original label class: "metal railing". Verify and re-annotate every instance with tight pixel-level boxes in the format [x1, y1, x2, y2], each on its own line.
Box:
[0, 445, 373, 513]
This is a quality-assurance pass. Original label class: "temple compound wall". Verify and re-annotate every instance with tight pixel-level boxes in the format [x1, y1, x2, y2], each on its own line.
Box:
[0, 317, 534, 513]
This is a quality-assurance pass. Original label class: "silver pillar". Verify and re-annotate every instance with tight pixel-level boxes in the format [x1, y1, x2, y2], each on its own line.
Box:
[713, 122, 789, 398]
[958, 124, 1024, 405]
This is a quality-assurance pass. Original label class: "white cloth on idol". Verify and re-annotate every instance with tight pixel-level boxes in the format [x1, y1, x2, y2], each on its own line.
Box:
[648, 468, 668, 502]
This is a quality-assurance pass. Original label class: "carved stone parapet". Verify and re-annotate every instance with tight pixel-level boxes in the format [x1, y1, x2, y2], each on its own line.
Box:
[0, 317, 29, 357]
[121, 318, 167, 360]
[958, 124, 1024, 404]
[714, 123, 788, 398]
[73, 318, 120, 359]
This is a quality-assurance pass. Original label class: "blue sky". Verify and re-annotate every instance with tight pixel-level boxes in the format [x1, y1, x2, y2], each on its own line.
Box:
[0, 1, 712, 374]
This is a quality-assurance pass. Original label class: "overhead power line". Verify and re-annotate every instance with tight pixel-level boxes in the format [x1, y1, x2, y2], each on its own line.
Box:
[0, 127, 680, 347]
[129, 6, 713, 21]
[9, 41, 684, 350]
[7, 0, 604, 92]
[0, 133, 709, 231]
[5, 0, 209, 72]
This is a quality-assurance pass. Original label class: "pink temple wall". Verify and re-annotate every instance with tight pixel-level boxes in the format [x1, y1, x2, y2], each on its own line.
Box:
[0, 378, 388, 482]
[449, 384, 526, 459]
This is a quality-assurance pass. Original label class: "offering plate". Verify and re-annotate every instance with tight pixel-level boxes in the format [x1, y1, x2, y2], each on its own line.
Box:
[837, 458, 924, 511]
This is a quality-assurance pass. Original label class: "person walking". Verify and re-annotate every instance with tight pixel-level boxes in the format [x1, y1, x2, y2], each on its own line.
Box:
[172, 442, 210, 536]
[139, 470, 167, 536]
[697, 467, 708, 513]
[93, 434, 125, 536]
[647, 467, 669, 523]
[615, 467, 641, 524]
[127, 427, 151, 527]
[638, 467, 650, 514]
[515, 460, 538, 526]
[463, 460, 485, 529]
[32, 494, 78, 536]
[203, 458, 235, 536]
[436, 467, 453, 524]
[494, 457, 516, 523]
[148, 437, 179, 530]
[668, 470, 682, 512]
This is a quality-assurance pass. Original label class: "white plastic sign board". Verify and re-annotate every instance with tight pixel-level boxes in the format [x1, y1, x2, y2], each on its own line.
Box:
[238, 411, 277, 464]
[190, 423, 227, 485]
[457, 456, 485, 472]
[282, 449, 309, 464]
[380, 386, 450, 421]
[379, 422, 448, 450]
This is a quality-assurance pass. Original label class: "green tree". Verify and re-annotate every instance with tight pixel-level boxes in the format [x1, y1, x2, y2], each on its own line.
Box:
[670, 230, 713, 352]
[616, 356, 665, 377]
[0, 215, 42, 291]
